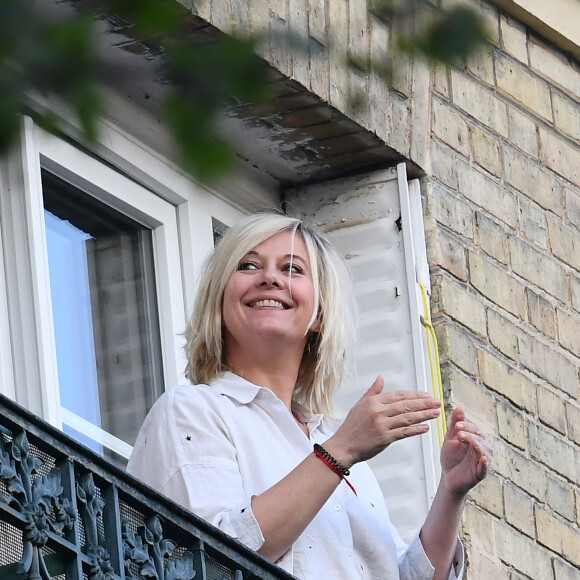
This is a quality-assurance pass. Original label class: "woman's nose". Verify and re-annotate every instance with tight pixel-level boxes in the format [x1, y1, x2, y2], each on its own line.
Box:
[259, 265, 281, 287]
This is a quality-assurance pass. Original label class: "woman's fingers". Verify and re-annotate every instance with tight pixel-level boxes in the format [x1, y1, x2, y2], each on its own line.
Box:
[379, 392, 441, 418]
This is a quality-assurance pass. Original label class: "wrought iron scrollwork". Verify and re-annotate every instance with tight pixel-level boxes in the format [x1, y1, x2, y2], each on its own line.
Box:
[122, 515, 196, 580]
[77, 472, 116, 579]
[0, 431, 75, 580]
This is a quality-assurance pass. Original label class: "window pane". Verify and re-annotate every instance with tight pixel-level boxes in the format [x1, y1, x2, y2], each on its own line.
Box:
[42, 170, 164, 463]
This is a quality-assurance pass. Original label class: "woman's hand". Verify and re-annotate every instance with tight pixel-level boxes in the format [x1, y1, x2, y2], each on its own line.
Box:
[325, 376, 442, 468]
[440, 408, 492, 498]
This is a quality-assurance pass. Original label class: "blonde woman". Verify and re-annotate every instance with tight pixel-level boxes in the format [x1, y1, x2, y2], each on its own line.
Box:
[128, 213, 492, 580]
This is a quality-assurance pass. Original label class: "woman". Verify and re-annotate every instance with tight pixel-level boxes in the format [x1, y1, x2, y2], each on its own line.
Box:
[128, 213, 492, 580]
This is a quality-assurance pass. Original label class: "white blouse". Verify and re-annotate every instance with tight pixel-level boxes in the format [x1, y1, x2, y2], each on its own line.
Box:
[127, 372, 463, 580]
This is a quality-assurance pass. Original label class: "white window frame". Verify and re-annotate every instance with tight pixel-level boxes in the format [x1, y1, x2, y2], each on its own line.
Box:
[0, 115, 245, 459]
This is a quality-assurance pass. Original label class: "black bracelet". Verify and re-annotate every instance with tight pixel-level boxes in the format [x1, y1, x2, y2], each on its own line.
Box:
[313, 443, 350, 476]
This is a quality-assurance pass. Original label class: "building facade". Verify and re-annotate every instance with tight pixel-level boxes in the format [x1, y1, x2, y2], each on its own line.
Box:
[1, 0, 579, 578]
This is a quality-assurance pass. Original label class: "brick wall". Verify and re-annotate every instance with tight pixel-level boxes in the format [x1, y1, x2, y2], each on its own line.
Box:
[425, 3, 580, 577]
[182, 0, 580, 577]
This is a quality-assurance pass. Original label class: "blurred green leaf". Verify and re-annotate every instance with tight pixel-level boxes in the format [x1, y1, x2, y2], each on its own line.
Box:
[0, 0, 487, 179]
[164, 92, 237, 181]
[100, 0, 185, 39]
[410, 7, 489, 64]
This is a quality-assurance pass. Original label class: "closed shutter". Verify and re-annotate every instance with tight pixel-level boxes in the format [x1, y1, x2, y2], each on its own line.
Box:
[289, 163, 439, 541]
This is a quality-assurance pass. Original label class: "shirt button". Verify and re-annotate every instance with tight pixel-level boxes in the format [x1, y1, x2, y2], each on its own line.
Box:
[334, 504, 342, 511]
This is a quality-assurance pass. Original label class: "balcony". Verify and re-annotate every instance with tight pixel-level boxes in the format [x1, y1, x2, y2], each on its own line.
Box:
[0, 393, 296, 580]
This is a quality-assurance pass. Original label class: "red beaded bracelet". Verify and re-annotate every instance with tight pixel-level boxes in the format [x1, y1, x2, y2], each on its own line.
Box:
[313, 444, 357, 496]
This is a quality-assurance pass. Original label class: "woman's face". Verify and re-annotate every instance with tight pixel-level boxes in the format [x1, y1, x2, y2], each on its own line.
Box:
[222, 231, 316, 358]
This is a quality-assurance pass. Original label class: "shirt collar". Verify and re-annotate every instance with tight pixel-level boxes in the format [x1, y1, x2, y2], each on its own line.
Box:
[211, 371, 324, 430]
[210, 371, 264, 404]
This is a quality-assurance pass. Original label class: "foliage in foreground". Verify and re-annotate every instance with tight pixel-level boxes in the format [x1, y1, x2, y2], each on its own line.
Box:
[0, 0, 487, 180]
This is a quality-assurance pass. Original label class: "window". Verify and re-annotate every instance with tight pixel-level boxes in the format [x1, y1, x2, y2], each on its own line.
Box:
[43, 170, 164, 462]
[0, 118, 244, 465]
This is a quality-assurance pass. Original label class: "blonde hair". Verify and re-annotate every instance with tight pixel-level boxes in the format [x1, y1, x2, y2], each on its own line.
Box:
[184, 212, 355, 415]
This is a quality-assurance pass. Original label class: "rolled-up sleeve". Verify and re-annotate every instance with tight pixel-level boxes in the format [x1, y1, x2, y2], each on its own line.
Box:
[397, 531, 464, 580]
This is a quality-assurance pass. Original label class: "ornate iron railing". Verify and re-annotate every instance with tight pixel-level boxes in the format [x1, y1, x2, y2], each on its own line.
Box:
[0, 393, 297, 580]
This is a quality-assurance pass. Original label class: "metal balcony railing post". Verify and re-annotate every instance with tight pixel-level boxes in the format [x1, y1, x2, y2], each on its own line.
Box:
[103, 484, 125, 578]
[58, 458, 83, 580]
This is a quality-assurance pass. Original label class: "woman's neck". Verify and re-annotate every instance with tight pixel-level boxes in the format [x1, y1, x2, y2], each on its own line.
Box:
[226, 341, 304, 409]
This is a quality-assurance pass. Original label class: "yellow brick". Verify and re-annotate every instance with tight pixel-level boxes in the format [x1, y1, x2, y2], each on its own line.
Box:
[471, 124, 502, 175]
[495, 521, 553, 578]
[368, 15, 389, 141]
[537, 385, 566, 435]
[566, 186, 580, 230]
[554, 558, 580, 580]
[508, 106, 539, 158]
[388, 94, 410, 156]
[451, 70, 508, 136]
[518, 333, 578, 398]
[438, 276, 487, 337]
[566, 402, 580, 446]
[553, 92, 580, 142]
[519, 196, 548, 249]
[486, 310, 520, 362]
[432, 99, 471, 157]
[548, 215, 580, 273]
[572, 274, 580, 314]
[500, 15, 528, 64]
[469, 252, 525, 317]
[467, 44, 495, 85]
[433, 63, 450, 98]
[498, 400, 527, 450]
[308, 0, 326, 45]
[495, 54, 552, 121]
[527, 288, 556, 340]
[231, 0, 250, 34]
[504, 483, 535, 537]
[468, 471, 504, 517]
[465, 551, 510, 580]
[432, 184, 474, 238]
[540, 126, 580, 188]
[530, 39, 580, 99]
[557, 307, 580, 359]
[431, 141, 460, 190]
[504, 147, 564, 215]
[432, 230, 469, 282]
[477, 349, 537, 412]
[456, 160, 518, 227]
[493, 439, 546, 500]
[475, 212, 510, 265]
[510, 237, 567, 301]
[328, 0, 348, 111]
[535, 505, 580, 566]
[529, 422, 580, 484]
[310, 41, 330, 102]
[547, 473, 577, 522]
[447, 366, 497, 429]
[463, 502, 498, 557]
[436, 319, 476, 374]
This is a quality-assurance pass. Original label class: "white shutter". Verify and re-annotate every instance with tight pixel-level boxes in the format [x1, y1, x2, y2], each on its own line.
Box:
[289, 163, 438, 542]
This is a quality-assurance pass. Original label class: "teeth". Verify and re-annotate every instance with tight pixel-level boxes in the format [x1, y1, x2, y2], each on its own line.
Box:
[253, 299, 284, 309]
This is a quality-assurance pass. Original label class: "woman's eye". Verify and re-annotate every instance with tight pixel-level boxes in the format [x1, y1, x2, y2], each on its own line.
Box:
[284, 263, 303, 275]
[238, 261, 259, 271]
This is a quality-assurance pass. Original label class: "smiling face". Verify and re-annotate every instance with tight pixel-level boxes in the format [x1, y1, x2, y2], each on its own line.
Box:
[222, 231, 317, 364]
